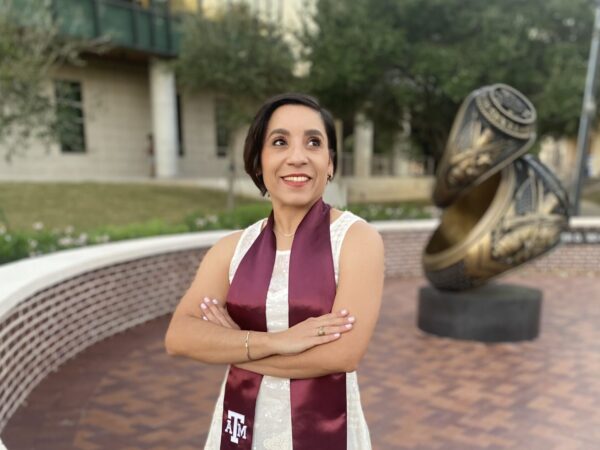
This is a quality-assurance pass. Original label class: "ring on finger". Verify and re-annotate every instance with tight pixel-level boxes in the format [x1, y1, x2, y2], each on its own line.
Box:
[317, 326, 325, 336]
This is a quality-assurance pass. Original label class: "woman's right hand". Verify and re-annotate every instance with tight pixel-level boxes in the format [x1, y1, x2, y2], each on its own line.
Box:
[270, 309, 356, 356]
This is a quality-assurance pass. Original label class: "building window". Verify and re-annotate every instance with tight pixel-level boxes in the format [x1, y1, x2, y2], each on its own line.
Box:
[54, 80, 86, 153]
[215, 98, 230, 158]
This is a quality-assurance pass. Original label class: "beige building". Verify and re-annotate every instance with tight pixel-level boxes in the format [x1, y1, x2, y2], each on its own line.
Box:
[1, 57, 227, 181]
[0, 0, 312, 186]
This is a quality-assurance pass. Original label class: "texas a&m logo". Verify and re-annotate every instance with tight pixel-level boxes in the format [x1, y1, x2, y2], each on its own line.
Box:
[224, 409, 247, 444]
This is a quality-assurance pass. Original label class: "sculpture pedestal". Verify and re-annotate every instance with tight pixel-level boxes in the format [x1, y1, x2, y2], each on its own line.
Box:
[417, 284, 542, 342]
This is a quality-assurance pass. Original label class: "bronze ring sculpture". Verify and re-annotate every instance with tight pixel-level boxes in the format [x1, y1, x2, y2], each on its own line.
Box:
[423, 84, 570, 291]
[432, 84, 538, 208]
[418, 84, 570, 342]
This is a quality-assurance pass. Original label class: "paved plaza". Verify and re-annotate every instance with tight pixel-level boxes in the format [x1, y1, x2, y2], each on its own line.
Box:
[2, 274, 600, 449]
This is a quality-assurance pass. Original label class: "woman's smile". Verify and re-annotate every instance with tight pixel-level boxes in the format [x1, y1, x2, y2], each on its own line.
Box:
[281, 173, 312, 188]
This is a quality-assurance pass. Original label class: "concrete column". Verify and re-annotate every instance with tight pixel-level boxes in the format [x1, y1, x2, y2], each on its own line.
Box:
[353, 112, 373, 178]
[325, 118, 347, 207]
[149, 59, 178, 178]
[392, 110, 412, 176]
[226, 124, 249, 210]
[334, 118, 343, 176]
[392, 135, 410, 176]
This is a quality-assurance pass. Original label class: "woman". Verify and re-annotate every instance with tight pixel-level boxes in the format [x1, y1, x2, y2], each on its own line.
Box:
[165, 93, 384, 449]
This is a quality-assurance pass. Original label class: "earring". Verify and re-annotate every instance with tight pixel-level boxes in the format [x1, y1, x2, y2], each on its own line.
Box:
[327, 174, 332, 182]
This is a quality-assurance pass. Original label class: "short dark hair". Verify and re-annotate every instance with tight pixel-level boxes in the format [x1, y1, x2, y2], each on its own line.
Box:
[243, 92, 338, 196]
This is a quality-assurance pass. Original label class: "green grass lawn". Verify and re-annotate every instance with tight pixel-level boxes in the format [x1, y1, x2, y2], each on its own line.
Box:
[0, 181, 432, 264]
[0, 182, 264, 232]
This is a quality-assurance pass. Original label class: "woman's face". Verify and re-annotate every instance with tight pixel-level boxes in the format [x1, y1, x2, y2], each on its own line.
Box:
[260, 104, 333, 208]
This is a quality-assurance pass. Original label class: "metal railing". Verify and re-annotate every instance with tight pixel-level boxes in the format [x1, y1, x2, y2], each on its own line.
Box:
[13, 0, 181, 56]
[341, 153, 436, 177]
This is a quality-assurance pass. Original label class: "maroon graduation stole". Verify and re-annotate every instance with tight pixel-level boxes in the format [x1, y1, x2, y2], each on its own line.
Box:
[220, 198, 347, 449]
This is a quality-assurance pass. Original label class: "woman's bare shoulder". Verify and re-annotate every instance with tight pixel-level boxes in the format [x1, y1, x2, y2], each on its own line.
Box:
[340, 220, 384, 262]
[206, 230, 245, 265]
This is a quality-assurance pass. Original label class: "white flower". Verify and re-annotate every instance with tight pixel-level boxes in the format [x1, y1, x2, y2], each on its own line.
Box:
[28, 239, 38, 249]
[4, 235, 12, 242]
[96, 234, 110, 243]
[32, 222, 44, 231]
[207, 215, 218, 224]
[195, 218, 207, 227]
[0, 225, 6, 235]
[59, 237, 74, 246]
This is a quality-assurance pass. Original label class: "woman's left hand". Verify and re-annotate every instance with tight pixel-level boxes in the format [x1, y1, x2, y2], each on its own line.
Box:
[200, 297, 240, 330]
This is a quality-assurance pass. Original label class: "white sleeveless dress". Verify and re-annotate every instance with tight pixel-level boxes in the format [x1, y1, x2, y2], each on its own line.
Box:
[204, 210, 372, 450]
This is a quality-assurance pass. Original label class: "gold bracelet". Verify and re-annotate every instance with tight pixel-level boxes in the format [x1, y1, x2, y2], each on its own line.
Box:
[245, 330, 253, 361]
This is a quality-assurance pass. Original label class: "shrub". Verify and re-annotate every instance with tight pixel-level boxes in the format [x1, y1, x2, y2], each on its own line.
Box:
[0, 202, 432, 264]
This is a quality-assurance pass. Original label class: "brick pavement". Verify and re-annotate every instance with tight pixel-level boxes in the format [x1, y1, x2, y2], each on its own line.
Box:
[2, 274, 600, 449]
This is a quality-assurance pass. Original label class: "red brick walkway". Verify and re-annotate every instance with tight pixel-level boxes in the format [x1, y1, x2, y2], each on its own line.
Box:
[2, 274, 600, 449]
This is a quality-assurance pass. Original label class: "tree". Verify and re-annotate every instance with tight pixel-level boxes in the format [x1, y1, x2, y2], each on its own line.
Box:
[0, 0, 105, 162]
[390, 0, 594, 158]
[302, 0, 595, 161]
[299, 0, 405, 132]
[176, 4, 296, 209]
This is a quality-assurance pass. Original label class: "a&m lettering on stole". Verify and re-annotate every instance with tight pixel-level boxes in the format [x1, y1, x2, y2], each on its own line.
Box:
[225, 410, 248, 444]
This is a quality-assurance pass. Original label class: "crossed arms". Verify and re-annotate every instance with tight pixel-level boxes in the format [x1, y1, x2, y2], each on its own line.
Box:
[164, 220, 384, 379]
